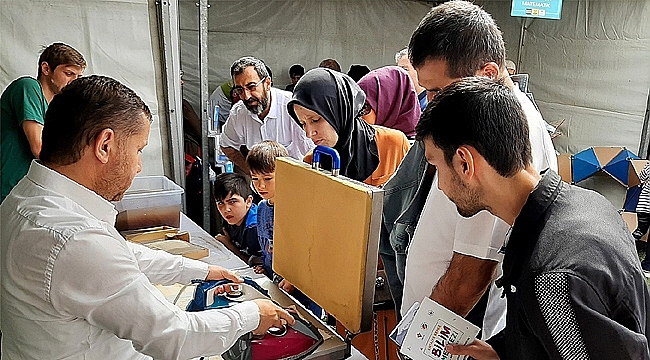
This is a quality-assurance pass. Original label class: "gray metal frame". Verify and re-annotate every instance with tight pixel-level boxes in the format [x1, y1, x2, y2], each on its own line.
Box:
[156, 0, 185, 191]
[198, 0, 211, 231]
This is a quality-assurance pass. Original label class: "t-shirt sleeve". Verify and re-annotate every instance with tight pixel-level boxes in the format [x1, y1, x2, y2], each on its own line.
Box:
[11, 79, 46, 126]
[220, 108, 243, 149]
[452, 210, 507, 262]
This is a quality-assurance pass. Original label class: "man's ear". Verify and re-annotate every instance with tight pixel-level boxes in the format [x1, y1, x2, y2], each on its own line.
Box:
[40, 62, 51, 76]
[477, 62, 500, 79]
[94, 128, 116, 164]
[245, 195, 253, 208]
[454, 146, 475, 179]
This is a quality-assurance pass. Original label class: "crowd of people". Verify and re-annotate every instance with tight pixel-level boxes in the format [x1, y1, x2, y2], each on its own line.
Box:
[2, 1, 650, 359]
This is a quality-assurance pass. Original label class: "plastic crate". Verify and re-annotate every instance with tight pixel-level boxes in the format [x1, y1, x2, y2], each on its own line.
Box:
[113, 176, 184, 230]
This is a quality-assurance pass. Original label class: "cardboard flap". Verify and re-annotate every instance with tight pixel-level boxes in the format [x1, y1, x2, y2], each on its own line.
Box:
[273, 157, 383, 333]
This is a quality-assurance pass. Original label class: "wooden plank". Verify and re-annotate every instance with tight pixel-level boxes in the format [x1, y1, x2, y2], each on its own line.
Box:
[273, 157, 381, 334]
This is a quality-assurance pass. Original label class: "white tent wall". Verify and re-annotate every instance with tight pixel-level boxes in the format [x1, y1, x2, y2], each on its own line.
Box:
[477, 0, 650, 156]
[178, 0, 431, 114]
[179, 0, 650, 158]
[0, 0, 171, 177]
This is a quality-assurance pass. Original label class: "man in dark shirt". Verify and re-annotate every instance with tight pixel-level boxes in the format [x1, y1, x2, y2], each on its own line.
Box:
[417, 77, 650, 359]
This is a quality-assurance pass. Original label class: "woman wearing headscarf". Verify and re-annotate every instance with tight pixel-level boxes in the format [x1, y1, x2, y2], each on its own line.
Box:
[287, 68, 409, 187]
[357, 66, 421, 138]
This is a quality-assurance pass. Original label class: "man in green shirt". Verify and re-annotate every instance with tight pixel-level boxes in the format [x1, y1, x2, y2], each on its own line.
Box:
[1, 43, 86, 202]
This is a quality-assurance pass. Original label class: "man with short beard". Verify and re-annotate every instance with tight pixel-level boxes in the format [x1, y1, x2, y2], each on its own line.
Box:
[221, 56, 314, 174]
[1, 42, 85, 202]
[0, 75, 294, 359]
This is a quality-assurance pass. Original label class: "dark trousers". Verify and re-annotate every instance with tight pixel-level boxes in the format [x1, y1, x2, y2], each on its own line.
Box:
[635, 212, 650, 269]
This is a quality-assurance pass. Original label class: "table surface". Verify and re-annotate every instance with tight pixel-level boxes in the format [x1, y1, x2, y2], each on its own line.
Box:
[170, 213, 367, 360]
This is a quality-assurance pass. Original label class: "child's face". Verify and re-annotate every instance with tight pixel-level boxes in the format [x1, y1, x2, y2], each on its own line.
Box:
[251, 171, 276, 201]
[216, 192, 253, 226]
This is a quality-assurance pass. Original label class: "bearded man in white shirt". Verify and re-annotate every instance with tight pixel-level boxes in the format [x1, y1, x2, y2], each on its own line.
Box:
[220, 56, 314, 173]
[0, 75, 294, 359]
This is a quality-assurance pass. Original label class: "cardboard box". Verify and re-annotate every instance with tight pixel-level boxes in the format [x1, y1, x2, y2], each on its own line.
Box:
[113, 176, 183, 231]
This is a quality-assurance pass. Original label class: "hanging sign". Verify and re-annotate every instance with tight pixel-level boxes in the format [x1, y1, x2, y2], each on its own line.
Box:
[511, 0, 563, 20]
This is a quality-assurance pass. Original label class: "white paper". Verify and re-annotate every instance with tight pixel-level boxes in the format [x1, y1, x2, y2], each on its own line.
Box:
[400, 297, 480, 360]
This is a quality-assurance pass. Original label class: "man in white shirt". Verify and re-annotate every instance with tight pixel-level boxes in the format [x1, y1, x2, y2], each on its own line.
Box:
[221, 57, 314, 173]
[390, 0, 557, 339]
[0, 75, 294, 359]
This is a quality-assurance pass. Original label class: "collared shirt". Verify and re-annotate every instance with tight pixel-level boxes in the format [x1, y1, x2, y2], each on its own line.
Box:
[221, 87, 314, 160]
[1, 161, 260, 359]
[490, 170, 650, 359]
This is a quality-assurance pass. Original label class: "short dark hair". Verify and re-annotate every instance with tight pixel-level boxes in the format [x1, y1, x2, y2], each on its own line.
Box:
[230, 56, 269, 80]
[246, 141, 289, 174]
[416, 77, 531, 177]
[37, 43, 86, 78]
[40, 75, 152, 166]
[289, 64, 305, 78]
[318, 58, 341, 72]
[408, 0, 506, 78]
[213, 173, 252, 202]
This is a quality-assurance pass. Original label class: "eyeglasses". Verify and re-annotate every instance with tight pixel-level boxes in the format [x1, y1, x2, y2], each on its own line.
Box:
[232, 76, 267, 96]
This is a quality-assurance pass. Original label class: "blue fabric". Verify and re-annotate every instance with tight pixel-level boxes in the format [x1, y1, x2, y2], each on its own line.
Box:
[223, 203, 261, 260]
[417, 90, 428, 111]
[256, 200, 274, 276]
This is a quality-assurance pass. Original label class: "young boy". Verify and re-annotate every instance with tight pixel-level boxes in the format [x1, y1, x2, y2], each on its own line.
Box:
[213, 173, 262, 266]
[246, 141, 323, 317]
[245, 140, 289, 277]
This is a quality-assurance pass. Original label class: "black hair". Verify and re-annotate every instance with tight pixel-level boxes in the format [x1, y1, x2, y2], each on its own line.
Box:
[289, 64, 305, 78]
[408, 0, 506, 78]
[213, 173, 253, 202]
[416, 77, 531, 177]
[40, 75, 152, 166]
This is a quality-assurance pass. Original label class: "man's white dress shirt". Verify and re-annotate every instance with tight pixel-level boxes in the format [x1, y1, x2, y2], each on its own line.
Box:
[0, 161, 260, 359]
[401, 86, 558, 339]
[221, 87, 314, 160]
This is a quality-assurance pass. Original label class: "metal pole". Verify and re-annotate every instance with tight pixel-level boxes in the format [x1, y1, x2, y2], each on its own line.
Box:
[639, 89, 650, 159]
[156, 0, 185, 197]
[516, 18, 526, 71]
[198, 0, 210, 231]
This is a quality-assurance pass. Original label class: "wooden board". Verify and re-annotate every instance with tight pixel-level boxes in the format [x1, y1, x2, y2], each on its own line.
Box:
[144, 239, 209, 260]
[273, 157, 383, 334]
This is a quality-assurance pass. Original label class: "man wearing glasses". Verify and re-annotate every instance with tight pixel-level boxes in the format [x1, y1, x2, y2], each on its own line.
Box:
[220, 57, 314, 173]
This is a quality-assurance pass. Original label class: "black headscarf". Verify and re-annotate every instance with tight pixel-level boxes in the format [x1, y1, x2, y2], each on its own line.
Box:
[287, 68, 379, 182]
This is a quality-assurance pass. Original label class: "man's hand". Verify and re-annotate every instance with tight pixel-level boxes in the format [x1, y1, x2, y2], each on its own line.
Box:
[446, 340, 499, 360]
[205, 265, 242, 283]
[253, 265, 266, 274]
[252, 299, 295, 335]
[278, 279, 295, 293]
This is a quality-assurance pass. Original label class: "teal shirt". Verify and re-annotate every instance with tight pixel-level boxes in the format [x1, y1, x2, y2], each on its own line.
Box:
[1, 77, 47, 202]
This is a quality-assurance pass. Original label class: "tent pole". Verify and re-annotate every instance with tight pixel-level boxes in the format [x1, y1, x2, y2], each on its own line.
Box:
[198, 0, 211, 232]
[156, 0, 185, 201]
[639, 89, 650, 159]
